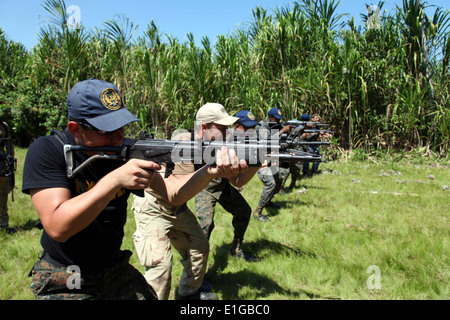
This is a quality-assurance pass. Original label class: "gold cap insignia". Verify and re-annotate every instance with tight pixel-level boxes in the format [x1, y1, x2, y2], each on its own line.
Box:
[100, 88, 122, 110]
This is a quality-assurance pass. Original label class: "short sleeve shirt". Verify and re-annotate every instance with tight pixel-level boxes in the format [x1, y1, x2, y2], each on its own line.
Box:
[22, 129, 131, 270]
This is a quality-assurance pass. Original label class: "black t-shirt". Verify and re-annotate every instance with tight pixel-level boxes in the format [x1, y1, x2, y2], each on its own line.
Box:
[22, 128, 131, 270]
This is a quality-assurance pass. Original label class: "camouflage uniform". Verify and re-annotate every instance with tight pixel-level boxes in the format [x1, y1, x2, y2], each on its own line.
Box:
[195, 177, 251, 242]
[193, 104, 258, 261]
[0, 178, 8, 228]
[288, 159, 303, 188]
[0, 120, 11, 229]
[278, 165, 291, 191]
[302, 131, 321, 175]
[283, 126, 304, 189]
[256, 166, 282, 208]
[255, 119, 289, 210]
[30, 250, 156, 300]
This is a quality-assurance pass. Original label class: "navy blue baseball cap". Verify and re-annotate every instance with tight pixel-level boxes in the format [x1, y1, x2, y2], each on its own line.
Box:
[235, 110, 260, 128]
[301, 113, 311, 121]
[268, 108, 284, 120]
[67, 79, 139, 131]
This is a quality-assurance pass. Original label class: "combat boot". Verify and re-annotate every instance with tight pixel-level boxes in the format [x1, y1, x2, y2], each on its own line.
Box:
[252, 206, 269, 222]
[177, 289, 218, 300]
[0, 226, 17, 234]
[229, 238, 259, 262]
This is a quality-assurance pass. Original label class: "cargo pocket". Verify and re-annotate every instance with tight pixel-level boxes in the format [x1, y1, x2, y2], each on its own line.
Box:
[133, 227, 169, 268]
[132, 230, 154, 268]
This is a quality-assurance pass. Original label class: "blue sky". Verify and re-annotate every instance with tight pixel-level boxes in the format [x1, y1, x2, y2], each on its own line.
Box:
[0, 0, 448, 50]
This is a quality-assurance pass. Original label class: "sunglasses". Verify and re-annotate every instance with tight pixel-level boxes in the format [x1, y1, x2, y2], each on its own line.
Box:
[76, 121, 123, 136]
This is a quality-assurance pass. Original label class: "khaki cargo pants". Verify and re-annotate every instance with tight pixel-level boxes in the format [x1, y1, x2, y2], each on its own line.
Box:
[132, 192, 209, 300]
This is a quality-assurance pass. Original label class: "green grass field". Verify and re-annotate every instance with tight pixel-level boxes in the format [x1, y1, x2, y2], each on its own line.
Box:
[1, 148, 449, 300]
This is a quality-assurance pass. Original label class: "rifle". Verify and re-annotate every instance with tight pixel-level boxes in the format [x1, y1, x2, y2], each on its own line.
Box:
[303, 129, 335, 134]
[63, 131, 325, 179]
[259, 135, 330, 152]
[267, 120, 330, 130]
[230, 132, 330, 149]
[1, 138, 17, 201]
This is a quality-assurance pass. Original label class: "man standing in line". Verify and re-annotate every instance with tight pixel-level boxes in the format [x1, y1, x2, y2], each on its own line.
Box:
[195, 103, 261, 262]
[132, 131, 234, 300]
[252, 108, 294, 221]
[0, 119, 15, 234]
[22, 79, 245, 300]
[301, 113, 330, 177]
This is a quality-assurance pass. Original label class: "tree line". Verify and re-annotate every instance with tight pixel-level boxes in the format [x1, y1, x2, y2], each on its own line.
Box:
[0, 0, 449, 157]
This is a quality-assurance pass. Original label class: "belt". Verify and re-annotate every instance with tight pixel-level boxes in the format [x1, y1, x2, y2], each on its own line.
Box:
[39, 250, 128, 272]
[40, 251, 68, 268]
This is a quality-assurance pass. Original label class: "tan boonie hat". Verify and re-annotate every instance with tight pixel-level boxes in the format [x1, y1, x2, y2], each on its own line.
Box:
[196, 103, 239, 126]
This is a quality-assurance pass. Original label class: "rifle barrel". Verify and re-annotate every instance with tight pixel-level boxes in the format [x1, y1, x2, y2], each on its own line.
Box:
[294, 141, 330, 145]
[303, 129, 334, 134]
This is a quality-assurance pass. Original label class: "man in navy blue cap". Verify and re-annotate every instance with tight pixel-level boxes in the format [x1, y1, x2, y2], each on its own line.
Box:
[301, 113, 311, 122]
[280, 114, 313, 190]
[233, 110, 271, 221]
[300, 113, 329, 177]
[266, 107, 296, 135]
[233, 111, 270, 222]
[22, 79, 248, 300]
[234, 110, 260, 131]
[267, 107, 284, 121]
[252, 108, 294, 221]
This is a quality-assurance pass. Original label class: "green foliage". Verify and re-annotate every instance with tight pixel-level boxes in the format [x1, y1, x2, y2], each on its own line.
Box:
[1, 78, 66, 145]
